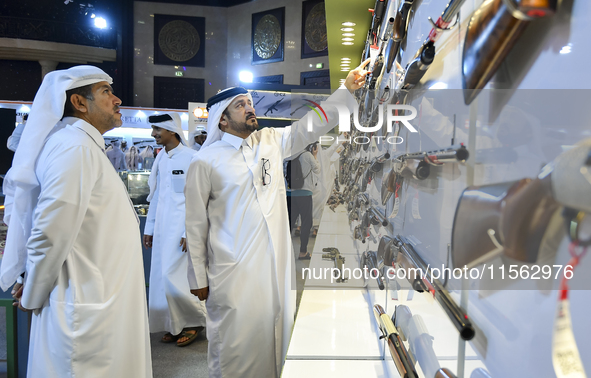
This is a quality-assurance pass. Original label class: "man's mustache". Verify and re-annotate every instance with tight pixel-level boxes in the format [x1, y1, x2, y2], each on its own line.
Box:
[246, 113, 256, 120]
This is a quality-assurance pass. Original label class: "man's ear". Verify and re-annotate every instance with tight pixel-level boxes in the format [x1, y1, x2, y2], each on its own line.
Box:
[219, 114, 228, 131]
[70, 94, 88, 114]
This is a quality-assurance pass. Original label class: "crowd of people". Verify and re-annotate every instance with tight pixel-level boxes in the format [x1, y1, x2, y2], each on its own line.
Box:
[0, 61, 368, 378]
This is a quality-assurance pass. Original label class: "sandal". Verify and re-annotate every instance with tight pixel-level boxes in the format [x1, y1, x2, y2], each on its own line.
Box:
[161, 332, 179, 343]
[176, 327, 204, 347]
[298, 253, 312, 260]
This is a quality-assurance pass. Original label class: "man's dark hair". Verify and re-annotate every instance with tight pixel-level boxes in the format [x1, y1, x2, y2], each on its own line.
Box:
[62, 84, 95, 118]
[174, 133, 181, 142]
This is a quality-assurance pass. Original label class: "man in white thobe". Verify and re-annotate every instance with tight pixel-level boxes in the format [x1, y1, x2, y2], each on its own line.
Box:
[185, 61, 369, 378]
[143, 113, 207, 346]
[189, 128, 207, 151]
[0, 65, 152, 377]
[106, 139, 127, 171]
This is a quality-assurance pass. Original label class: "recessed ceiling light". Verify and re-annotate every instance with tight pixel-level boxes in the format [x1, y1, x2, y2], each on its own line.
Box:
[342, 33, 355, 37]
[342, 42, 354, 45]
[341, 57, 351, 61]
[342, 38, 354, 42]
[342, 22, 356, 27]
[341, 68, 350, 71]
[341, 27, 354, 32]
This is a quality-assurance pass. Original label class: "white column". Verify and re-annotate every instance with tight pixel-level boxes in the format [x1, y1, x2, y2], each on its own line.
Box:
[38, 60, 59, 79]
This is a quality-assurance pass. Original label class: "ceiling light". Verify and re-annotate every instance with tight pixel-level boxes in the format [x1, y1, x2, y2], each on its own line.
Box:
[342, 42, 354, 46]
[239, 71, 253, 82]
[341, 57, 351, 61]
[342, 22, 356, 27]
[341, 68, 349, 71]
[342, 33, 355, 37]
[342, 38, 354, 42]
[94, 17, 107, 29]
[341, 27, 354, 32]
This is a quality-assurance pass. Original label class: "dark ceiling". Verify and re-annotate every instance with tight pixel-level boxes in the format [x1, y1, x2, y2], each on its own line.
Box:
[138, 0, 253, 6]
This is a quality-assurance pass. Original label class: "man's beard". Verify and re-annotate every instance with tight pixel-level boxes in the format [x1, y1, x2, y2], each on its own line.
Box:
[228, 115, 258, 134]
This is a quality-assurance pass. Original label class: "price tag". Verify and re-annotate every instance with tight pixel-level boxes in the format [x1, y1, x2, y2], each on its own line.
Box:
[412, 192, 421, 220]
[552, 299, 587, 378]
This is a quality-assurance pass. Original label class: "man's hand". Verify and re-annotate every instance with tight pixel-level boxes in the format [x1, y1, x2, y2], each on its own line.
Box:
[180, 237, 187, 252]
[143, 234, 153, 249]
[344, 58, 371, 93]
[11, 282, 29, 312]
[190, 287, 209, 301]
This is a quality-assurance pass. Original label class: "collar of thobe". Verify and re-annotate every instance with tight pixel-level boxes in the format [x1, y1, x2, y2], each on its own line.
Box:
[222, 132, 252, 150]
[71, 118, 105, 152]
[165, 143, 183, 158]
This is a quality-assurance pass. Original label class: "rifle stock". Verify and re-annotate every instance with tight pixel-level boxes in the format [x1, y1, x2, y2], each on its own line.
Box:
[462, 0, 557, 105]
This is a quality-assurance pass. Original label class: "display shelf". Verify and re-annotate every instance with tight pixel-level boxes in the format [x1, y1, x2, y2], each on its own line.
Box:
[287, 289, 386, 359]
[282, 359, 399, 378]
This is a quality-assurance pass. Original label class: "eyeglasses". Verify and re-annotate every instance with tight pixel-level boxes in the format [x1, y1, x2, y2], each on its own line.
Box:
[261, 158, 271, 186]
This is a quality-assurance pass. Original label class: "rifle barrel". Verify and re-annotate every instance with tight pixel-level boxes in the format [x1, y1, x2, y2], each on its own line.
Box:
[395, 236, 475, 340]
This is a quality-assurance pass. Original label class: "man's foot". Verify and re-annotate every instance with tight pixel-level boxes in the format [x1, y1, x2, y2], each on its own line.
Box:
[298, 252, 311, 260]
[176, 327, 204, 347]
[161, 332, 180, 343]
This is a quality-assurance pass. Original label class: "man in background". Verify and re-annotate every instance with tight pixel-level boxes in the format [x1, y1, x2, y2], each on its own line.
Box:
[106, 139, 127, 171]
[143, 113, 207, 347]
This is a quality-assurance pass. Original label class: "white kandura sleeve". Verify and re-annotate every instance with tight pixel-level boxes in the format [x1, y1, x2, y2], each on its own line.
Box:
[280, 85, 358, 160]
[184, 156, 211, 289]
[143, 174, 159, 236]
[21, 146, 96, 310]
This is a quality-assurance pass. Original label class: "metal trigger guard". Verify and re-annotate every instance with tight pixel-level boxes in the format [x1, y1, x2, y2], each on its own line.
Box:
[427, 13, 459, 32]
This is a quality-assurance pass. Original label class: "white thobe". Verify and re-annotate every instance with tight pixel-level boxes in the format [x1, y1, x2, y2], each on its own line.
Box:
[21, 119, 152, 378]
[106, 146, 127, 171]
[126, 147, 143, 171]
[144, 145, 207, 335]
[185, 87, 357, 378]
[192, 143, 202, 151]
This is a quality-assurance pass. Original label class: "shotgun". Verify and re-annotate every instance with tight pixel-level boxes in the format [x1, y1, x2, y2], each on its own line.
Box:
[322, 248, 348, 283]
[361, 250, 386, 290]
[393, 236, 476, 340]
[398, 0, 467, 91]
[373, 304, 419, 378]
[462, 0, 558, 105]
[393, 144, 470, 180]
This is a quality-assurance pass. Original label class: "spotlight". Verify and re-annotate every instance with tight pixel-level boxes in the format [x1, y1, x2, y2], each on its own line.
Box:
[342, 22, 356, 27]
[239, 71, 253, 83]
[94, 17, 107, 29]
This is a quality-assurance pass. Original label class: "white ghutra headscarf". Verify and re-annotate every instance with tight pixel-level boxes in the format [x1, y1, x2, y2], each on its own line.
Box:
[0, 65, 112, 291]
[201, 87, 253, 150]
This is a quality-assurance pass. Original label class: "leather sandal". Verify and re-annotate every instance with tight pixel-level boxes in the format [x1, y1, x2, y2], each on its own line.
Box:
[161, 332, 179, 343]
[176, 327, 203, 347]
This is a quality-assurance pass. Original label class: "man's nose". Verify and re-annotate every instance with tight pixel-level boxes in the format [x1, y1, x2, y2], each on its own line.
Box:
[113, 95, 122, 106]
[246, 103, 255, 114]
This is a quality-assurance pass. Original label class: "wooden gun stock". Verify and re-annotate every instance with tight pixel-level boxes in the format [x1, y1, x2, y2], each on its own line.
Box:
[462, 0, 557, 105]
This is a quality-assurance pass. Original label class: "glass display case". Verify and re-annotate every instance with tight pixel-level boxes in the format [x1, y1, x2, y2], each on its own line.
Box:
[124, 171, 151, 208]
